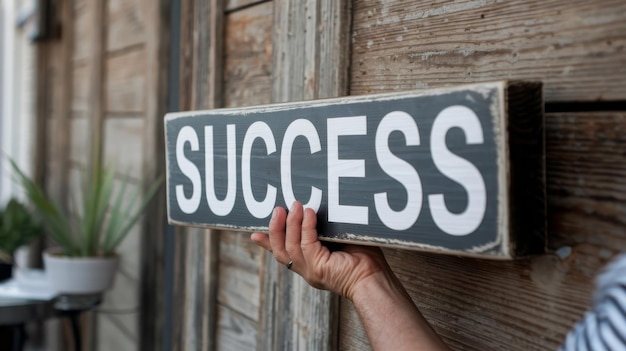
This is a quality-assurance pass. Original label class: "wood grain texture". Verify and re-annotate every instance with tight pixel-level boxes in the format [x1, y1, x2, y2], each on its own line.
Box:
[105, 48, 147, 113]
[99, 268, 141, 337]
[546, 112, 626, 252]
[107, 0, 146, 53]
[216, 305, 257, 350]
[223, 2, 273, 108]
[103, 116, 144, 179]
[69, 115, 89, 164]
[114, 219, 142, 281]
[170, 226, 187, 351]
[339, 111, 626, 350]
[351, 0, 626, 102]
[172, 2, 194, 351]
[138, 0, 170, 350]
[90, 1, 129, 349]
[214, 3, 274, 350]
[212, 2, 272, 349]
[48, 0, 74, 213]
[226, 0, 268, 12]
[71, 63, 90, 111]
[215, 232, 263, 351]
[96, 314, 138, 351]
[72, 5, 92, 63]
[218, 231, 263, 322]
[181, 227, 219, 351]
[88, 0, 106, 162]
[175, 1, 223, 350]
[272, 0, 351, 102]
[258, 1, 350, 350]
[190, 0, 224, 111]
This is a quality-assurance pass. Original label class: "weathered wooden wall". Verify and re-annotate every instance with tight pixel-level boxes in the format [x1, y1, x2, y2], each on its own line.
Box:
[39, 0, 168, 350]
[172, 1, 353, 350]
[172, 1, 272, 350]
[165, 0, 626, 350]
[216, 2, 273, 347]
[339, 1, 626, 350]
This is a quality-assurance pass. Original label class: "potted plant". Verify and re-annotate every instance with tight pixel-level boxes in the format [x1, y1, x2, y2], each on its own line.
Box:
[0, 198, 41, 281]
[10, 159, 161, 294]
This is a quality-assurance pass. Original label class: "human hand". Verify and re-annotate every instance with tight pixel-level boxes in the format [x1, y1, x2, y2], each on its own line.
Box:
[252, 202, 449, 350]
[250, 201, 391, 301]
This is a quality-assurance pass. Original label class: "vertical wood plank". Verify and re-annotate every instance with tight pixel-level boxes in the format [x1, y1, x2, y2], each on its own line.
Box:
[34, 41, 50, 202]
[171, 0, 194, 349]
[171, 226, 187, 351]
[41, 4, 70, 350]
[217, 231, 263, 322]
[86, 1, 107, 349]
[191, 0, 224, 110]
[260, 0, 351, 349]
[176, 1, 224, 350]
[87, 0, 106, 162]
[223, 2, 273, 108]
[139, 0, 170, 350]
[216, 305, 258, 350]
[181, 228, 218, 351]
[48, 0, 74, 206]
[105, 49, 147, 113]
[272, 0, 350, 102]
[107, 0, 147, 53]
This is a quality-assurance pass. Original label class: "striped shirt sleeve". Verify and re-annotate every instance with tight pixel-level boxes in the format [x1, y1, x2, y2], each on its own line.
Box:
[559, 253, 626, 351]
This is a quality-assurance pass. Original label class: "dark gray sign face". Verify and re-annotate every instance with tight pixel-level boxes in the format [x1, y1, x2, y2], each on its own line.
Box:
[165, 82, 543, 257]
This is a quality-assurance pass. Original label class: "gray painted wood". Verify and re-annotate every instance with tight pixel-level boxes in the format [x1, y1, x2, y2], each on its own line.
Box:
[164, 81, 546, 258]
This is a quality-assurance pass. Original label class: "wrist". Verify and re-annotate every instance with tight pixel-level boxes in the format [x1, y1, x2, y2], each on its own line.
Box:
[348, 266, 407, 305]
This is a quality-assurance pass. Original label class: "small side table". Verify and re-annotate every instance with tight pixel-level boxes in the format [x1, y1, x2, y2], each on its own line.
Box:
[54, 294, 102, 351]
[0, 296, 54, 351]
[0, 294, 101, 351]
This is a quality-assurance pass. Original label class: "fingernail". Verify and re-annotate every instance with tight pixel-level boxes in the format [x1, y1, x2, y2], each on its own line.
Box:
[271, 207, 278, 220]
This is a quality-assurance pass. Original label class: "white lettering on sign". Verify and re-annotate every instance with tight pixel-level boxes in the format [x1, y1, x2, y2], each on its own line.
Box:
[175, 126, 201, 214]
[281, 119, 323, 211]
[205, 125, 237, 216]
[327, 116, 369, 225]
[428, 106, 486, 236]
[374, 111, 422, 231]
[172, 107, 487, 235]
[242, 121, 277, 219]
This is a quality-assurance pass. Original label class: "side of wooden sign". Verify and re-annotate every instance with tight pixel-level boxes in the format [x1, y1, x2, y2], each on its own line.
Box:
[164, 81, 545, 259]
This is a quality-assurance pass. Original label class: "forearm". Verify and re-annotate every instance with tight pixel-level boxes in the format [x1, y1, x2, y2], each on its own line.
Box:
[252, 204, 449, 349]
[350, 270, 450, 351]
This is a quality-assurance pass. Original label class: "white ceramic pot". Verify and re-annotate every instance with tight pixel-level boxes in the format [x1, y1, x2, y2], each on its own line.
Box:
[43, 249, 118, 294]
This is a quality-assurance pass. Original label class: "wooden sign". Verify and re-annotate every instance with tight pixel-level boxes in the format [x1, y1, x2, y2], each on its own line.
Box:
[164, 81, 545, 258]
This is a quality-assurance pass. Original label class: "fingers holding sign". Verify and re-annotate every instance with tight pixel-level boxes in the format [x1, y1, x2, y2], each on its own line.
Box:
[251, 202, 451, 351]
[251, 201, 389, 300]
[251, 202, 310, 274]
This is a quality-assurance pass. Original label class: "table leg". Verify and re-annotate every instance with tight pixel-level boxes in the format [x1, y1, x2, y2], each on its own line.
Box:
[11, 324, 24, 351]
